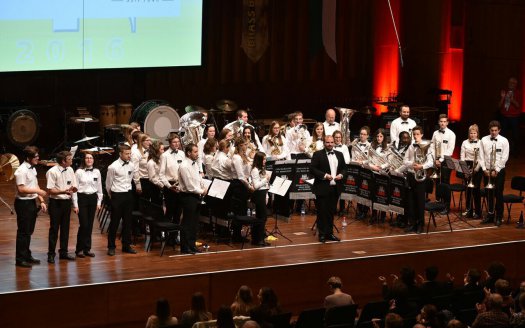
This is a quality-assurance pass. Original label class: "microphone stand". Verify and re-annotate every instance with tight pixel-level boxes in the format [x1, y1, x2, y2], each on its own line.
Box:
[386, 0, 404, 68]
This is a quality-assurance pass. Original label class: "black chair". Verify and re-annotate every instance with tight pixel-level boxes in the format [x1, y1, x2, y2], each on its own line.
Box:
[269, 311, 292, 328]
[429, 293, 454, 311]
[325, 303, 358, 328]
[449, 171, 466, 213]
[455, 308, 477, 327]
[229, 214, 260, 249]
[502, 176, 525, 223]
[356, 301, 389, 328]
[295, 307, 326, 328]
[425, 183, 453, 233]
[143, 202, 180, 256]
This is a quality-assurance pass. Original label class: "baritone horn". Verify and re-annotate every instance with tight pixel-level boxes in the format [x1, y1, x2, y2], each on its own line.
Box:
[336, 107, 355, 146]
[414, 140, 432, 182]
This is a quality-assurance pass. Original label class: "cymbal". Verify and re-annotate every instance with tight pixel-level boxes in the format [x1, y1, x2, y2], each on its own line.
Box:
[185, 105, 207, 113]
[0, 153, 20, 182]
[74, 135, 100, 144]
[216, 99, 238, 112]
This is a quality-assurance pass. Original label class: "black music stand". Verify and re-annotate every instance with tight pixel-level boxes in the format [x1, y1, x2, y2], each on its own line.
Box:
[443, 156, 475, 228]
[268, 176, 293, 242]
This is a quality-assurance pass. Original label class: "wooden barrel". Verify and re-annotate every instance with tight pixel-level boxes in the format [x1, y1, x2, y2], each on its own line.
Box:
[116, 103, 133, 124]
[99, 105, 116, 132]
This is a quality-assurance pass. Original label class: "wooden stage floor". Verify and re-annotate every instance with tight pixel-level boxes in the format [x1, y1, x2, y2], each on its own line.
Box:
[0, 157, 524, 327]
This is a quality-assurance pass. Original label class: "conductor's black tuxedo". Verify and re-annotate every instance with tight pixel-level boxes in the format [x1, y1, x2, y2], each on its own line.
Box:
[310, 149, 347, 238]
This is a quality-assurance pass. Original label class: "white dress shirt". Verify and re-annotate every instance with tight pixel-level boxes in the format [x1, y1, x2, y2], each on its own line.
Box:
[326, 150, 339, 186]
[431, 127, 456, 162]
[286, 127, 311, 155]
[333, 144, 350, 164]
[251, 167, 269, 190]
[261, 135, 290, 160]
[231, 154, 251, 185]
[389, 117, 416, 145]
[403, 143, 434, 174]
[203, 153, 216, 178]
[323, 121, 340, 136]
[178, 157, 205, 195]
[131, 148, 148, 189]
[211, 151, 233, 180]
[479, 135, 509, 173]
[460, 139, 484, 172]
[14, 161, 38, 200]
[147, 159, 164, 189]
[46, 165, 78, 200]
[106, 158, 133, 193]
[72, 167, 103, 208]
[159, 148, 185, 188]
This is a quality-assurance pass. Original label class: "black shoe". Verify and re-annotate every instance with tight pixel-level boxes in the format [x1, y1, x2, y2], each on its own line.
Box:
[462, 210, 473, 218]
[252, 241, 270, 247]
[326, 234, 341, 242]
[47, 254, 55, 264]
[122, 246, 137, 254]
[59, 254, 76, 261]
[28, 257, 41, 265]
[439, 209, 449, 215]
[472, 213, 480, 219]
[107, 248, 116, 256]
[404, 226, 416, 233]
[83, 251, 95, 258]
[16, 260, 32, 268]
[190, 247, 202, 253]
[181, 248, 196, 254]
[75, 252, 85, 258]
[481, 217, 494, 224]
[417, 226, 424, 234]
[319, 236, 326, 243]
[496, 219, 502, 227]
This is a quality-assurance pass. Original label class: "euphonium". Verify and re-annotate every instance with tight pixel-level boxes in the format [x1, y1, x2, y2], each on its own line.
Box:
[385, 145, 405, 171]
[414, 140, 432, 182]
[350, 139, 369, 163]
[367, 146, 390, 173]
[429, 140, 441, 179]
[467, 148, 479, 189]
[486, 144, 496, 189]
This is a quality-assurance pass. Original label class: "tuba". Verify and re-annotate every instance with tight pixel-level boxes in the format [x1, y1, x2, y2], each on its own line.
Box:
[414, 140, 432, 182]
[336, 107, 355, 146]
[429, 140, 441, 180]
[180, 111, 207, 147]
[486, 144, 496, 189]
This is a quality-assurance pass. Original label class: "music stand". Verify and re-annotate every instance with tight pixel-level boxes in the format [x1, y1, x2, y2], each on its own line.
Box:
[443, 156, 475, 228]
[269, 176, 293, 242]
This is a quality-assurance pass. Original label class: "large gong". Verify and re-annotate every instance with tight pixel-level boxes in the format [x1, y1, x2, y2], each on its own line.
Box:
[7, 109, 40, 147]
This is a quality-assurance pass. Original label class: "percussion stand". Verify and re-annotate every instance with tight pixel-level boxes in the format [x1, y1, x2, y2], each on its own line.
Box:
[51, 109, 69, 154]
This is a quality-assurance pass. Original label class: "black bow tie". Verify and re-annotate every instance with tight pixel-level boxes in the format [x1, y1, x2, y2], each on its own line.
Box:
[413, 144, 420, 148]
[470, 140, 478, 144]
[335, 145, 342, 148]
[327, 151, 334, 155]
[439, 130, 445, 134]
[29, 165, 35, 170]
[61, 168, 67, 173]
[401, 121, 408, 124]
[192, 161, 196, 165]
[359, 143, 367, 147]
[491, 137, 497, 141]
[85, 168, 94, 172]
[328, 123, 335, 126]
[122, 161, 129, 166]
[171, 150, 178, 154]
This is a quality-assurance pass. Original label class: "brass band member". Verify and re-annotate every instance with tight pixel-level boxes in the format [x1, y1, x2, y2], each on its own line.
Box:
[307, 122, 325, 158]
[460, 124, 483, 219]
[261, 121, 289, 160]
[431, 114, 456, 213]
[218, 128, 234, 156]
[286, 111, 311, 159]
[14, 146, 48, 268]
[198, 126, 216, 167]
[250, 152, 271, 246]
[131, 133, 152, 199]
[333, 131, 350, 164]
[211, 139, 234, 181]
[480, 121, 509, 226]
[353, 126, 371, 221]
[46, 150, 78, 263]
[178, 143, 208, 254]
[202, 138, 218, 178]
[243, 125, 259, 160]
[106, 144, 136, 256]
[403, 126, 433, 234]
[72, 153, 102, 258]
[371, 128, 388, 156]
[389, 105, 416, 145]
[323, 108, 340, 136]
[160, 134, 185, 223]
[231, 137, 253, 241]
[147, 140, 165, 206]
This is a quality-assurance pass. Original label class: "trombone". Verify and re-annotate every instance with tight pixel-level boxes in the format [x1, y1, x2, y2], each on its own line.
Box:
[485, 144, 496, 189]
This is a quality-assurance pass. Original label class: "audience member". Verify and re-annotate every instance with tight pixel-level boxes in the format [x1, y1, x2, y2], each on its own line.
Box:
[510, 293, 525, 328]
[447, 319, 466, 328]
[495, 279, 515, 316]
[324, 276, 355, 308]
[231, 285, 256, 316]
[241, 321, 261, 328]
[515, 281, 525, 313]
[472, 293, 509, 328]
[380, 267, 422, 317]
[381, 313, 404, 328]
[249, 287, 282, 327]
[485, 262, 507, 292]
[180, 292, 213, 327]
[419, 266, 454, 302]
[145, 298, 178, 328]
[216, 305, 236, 328]
[416, 304, 439, 328]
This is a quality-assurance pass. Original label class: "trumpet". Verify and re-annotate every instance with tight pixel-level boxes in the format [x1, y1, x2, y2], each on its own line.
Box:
[486, 144, 496, 189]
[429, 140, 441, 180]
[467, 148, 479, 189]
[414, 140, 432, 182]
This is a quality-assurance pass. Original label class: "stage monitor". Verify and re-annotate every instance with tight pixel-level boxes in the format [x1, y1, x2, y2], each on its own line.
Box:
[0, 0, 203, 72]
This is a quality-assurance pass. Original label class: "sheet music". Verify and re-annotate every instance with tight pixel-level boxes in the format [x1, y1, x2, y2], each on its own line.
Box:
[269, 176, 292, 196]
[305, 178, 315, 185]
[70, 145, 78, 157]
[207, 179, 230, 199]
[202, 178, 213, 190]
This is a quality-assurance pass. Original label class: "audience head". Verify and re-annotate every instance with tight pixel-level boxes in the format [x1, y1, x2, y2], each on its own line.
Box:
[486, 293, 504, 311]
[447, 319, 465, 328]
[191, 292, 207, 313]
[216, 305, 235, 328]
[466, 268, 481, 284]
[487, 261, 506, 280]
[425, 266, 439, 282]
[258, 287, 278, 308]
[384, 313, 403, 328]
[494, 279, 511, 297]
[400, 267, 416, 286]
[235, 285, 254, 305]
[327, 276, 343, 290]
[242, 320, 261, 328]
[519, 293, 525, 313]
[155, 298, 171, 322]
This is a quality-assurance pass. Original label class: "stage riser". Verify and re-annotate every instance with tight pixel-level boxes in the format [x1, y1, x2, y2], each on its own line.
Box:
[1, 242, 524, 328]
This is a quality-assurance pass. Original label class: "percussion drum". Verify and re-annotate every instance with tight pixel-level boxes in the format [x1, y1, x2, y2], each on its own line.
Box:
[130, 100, 180, 142]
[116, 103, 132, 124]
[6, 109, 40, 147]
[99, 105, 116, 133]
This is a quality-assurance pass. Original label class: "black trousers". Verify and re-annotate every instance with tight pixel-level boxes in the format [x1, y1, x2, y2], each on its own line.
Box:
[15, 198, 38, 262]
[407, 173, 426, 229]
[164, 186, 183, 224]
[315, 187, 339, 237]
[484, 168, 506, 218]
[438, 165, 452, 209]
[76, 193, 97, 253]
[230, 179, 248, 239]
[108, 191, 133, 249]
[251, 190, 268, 243]
[48, 198, 72, 256]
[465, 164, 482, 215]
[180, 192, 201, 252]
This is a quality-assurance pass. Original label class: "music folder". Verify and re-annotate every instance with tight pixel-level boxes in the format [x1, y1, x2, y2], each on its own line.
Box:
[269, 176, 292, 197]
[206, 178, 229, 199]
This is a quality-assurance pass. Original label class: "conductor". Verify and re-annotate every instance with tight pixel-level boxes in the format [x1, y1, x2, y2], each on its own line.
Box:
[310, 135, 347, 243]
